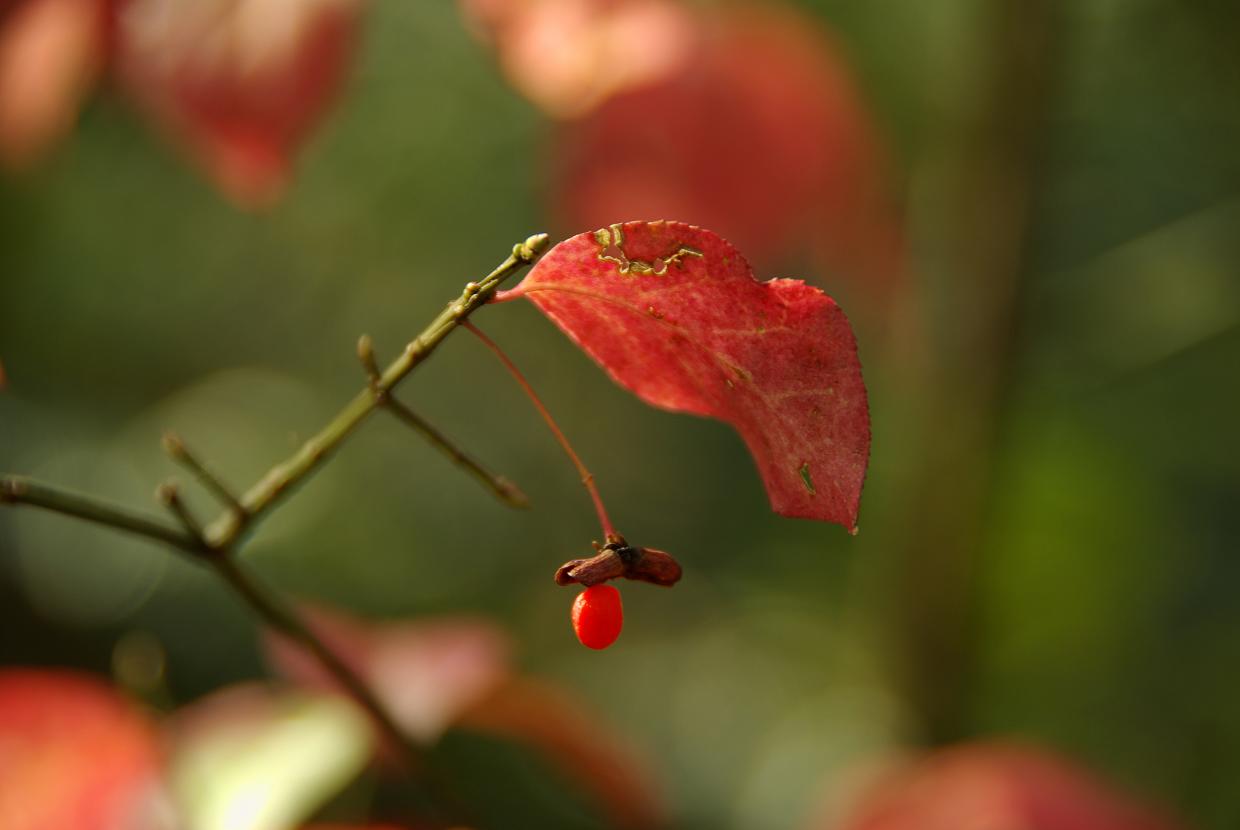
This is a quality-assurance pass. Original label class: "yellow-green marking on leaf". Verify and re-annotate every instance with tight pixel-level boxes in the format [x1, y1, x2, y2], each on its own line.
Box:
[799, 463, 816, 495]
[594, 223, 702, 276]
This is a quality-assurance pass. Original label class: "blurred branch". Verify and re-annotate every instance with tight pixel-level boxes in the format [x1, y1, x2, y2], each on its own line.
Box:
[882, 3, 1058, 743]
[209, 554, 420, 762]
[156, 481, 205, 540]
[0, 233, 549, 786]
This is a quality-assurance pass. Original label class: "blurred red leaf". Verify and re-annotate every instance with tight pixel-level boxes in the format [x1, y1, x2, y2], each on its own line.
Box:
[0, 0, 104, 169]
[263, 605, 513, 743]
[459, 0, 696, 118]
[499, 220, 870, 529]
[460, 676, 665, 829]
[830, 743, 1182, 830]
[550, 3, 903, 292]
[0, 668, 165, 830]
[114, 0, 362, 207]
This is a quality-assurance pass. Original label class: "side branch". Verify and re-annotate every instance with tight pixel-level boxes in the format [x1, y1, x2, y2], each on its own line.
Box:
[382, 396, 530, 508]
[358, 334, 528, 508]
[1, 476, 202, 555]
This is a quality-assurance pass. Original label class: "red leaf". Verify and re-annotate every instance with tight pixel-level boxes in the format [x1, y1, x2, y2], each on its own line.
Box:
[114, 0, 362, 207]
[499, 220, 870, 530]
[0, 668, 165, 830]
[829, 743, 1182, 830]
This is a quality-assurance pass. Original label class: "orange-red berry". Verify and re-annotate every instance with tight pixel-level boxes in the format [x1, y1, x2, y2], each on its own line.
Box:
[571, 584, 623, 649]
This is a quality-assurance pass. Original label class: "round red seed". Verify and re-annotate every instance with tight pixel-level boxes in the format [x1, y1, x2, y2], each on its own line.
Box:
[571, 584, 623, 649]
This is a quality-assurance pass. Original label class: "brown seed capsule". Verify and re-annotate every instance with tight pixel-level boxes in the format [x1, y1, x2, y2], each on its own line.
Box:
[555, 537, 682, 588]
[627, 547, 682, 586]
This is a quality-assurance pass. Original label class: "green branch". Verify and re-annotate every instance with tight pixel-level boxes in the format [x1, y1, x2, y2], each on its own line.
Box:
[202, 233, 548, 548]
[1, 476, 203, 555]
[0, 233, 549, 780]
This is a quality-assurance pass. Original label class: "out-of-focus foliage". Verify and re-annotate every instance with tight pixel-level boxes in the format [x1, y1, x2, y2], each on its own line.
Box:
[166, 683, 374, 830]
[824, 742, 1178, 830]
[114, 0, 364, 208]
[0, 0, 102, 169]
[2, 0, 1239, 828]
[0, 669, 167, 830]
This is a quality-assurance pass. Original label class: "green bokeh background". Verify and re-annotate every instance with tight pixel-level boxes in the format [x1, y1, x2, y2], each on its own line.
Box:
[2, 1, 1239, 828]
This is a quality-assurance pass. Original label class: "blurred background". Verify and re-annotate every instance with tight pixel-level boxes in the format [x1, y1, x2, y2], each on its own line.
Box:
[2, 0, 1239, 828]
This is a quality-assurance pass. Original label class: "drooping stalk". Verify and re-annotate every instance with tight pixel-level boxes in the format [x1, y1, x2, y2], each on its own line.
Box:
[462, 320, 619, 541]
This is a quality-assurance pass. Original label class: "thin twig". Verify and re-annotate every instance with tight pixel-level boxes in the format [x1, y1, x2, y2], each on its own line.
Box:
[2, 475, 201, 555]
[462, 321, 618, 540]
[383, 396, 530, 508]
[163, 432, 246, 518]
[359, 334, 528, 508]
[156, 482, 204, 541]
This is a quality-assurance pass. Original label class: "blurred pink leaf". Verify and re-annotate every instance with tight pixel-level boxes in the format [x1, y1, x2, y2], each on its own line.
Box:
[0, 668, 166, 830]
[263, 605, 512, 743]
[459, 0, 696, 118]
[114, 0, 363, 207]
[265, 605, 665, 827]
[500, 220, 871, 529]
[828, 742, 1182, 830]
[0, 0, 104, 169]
